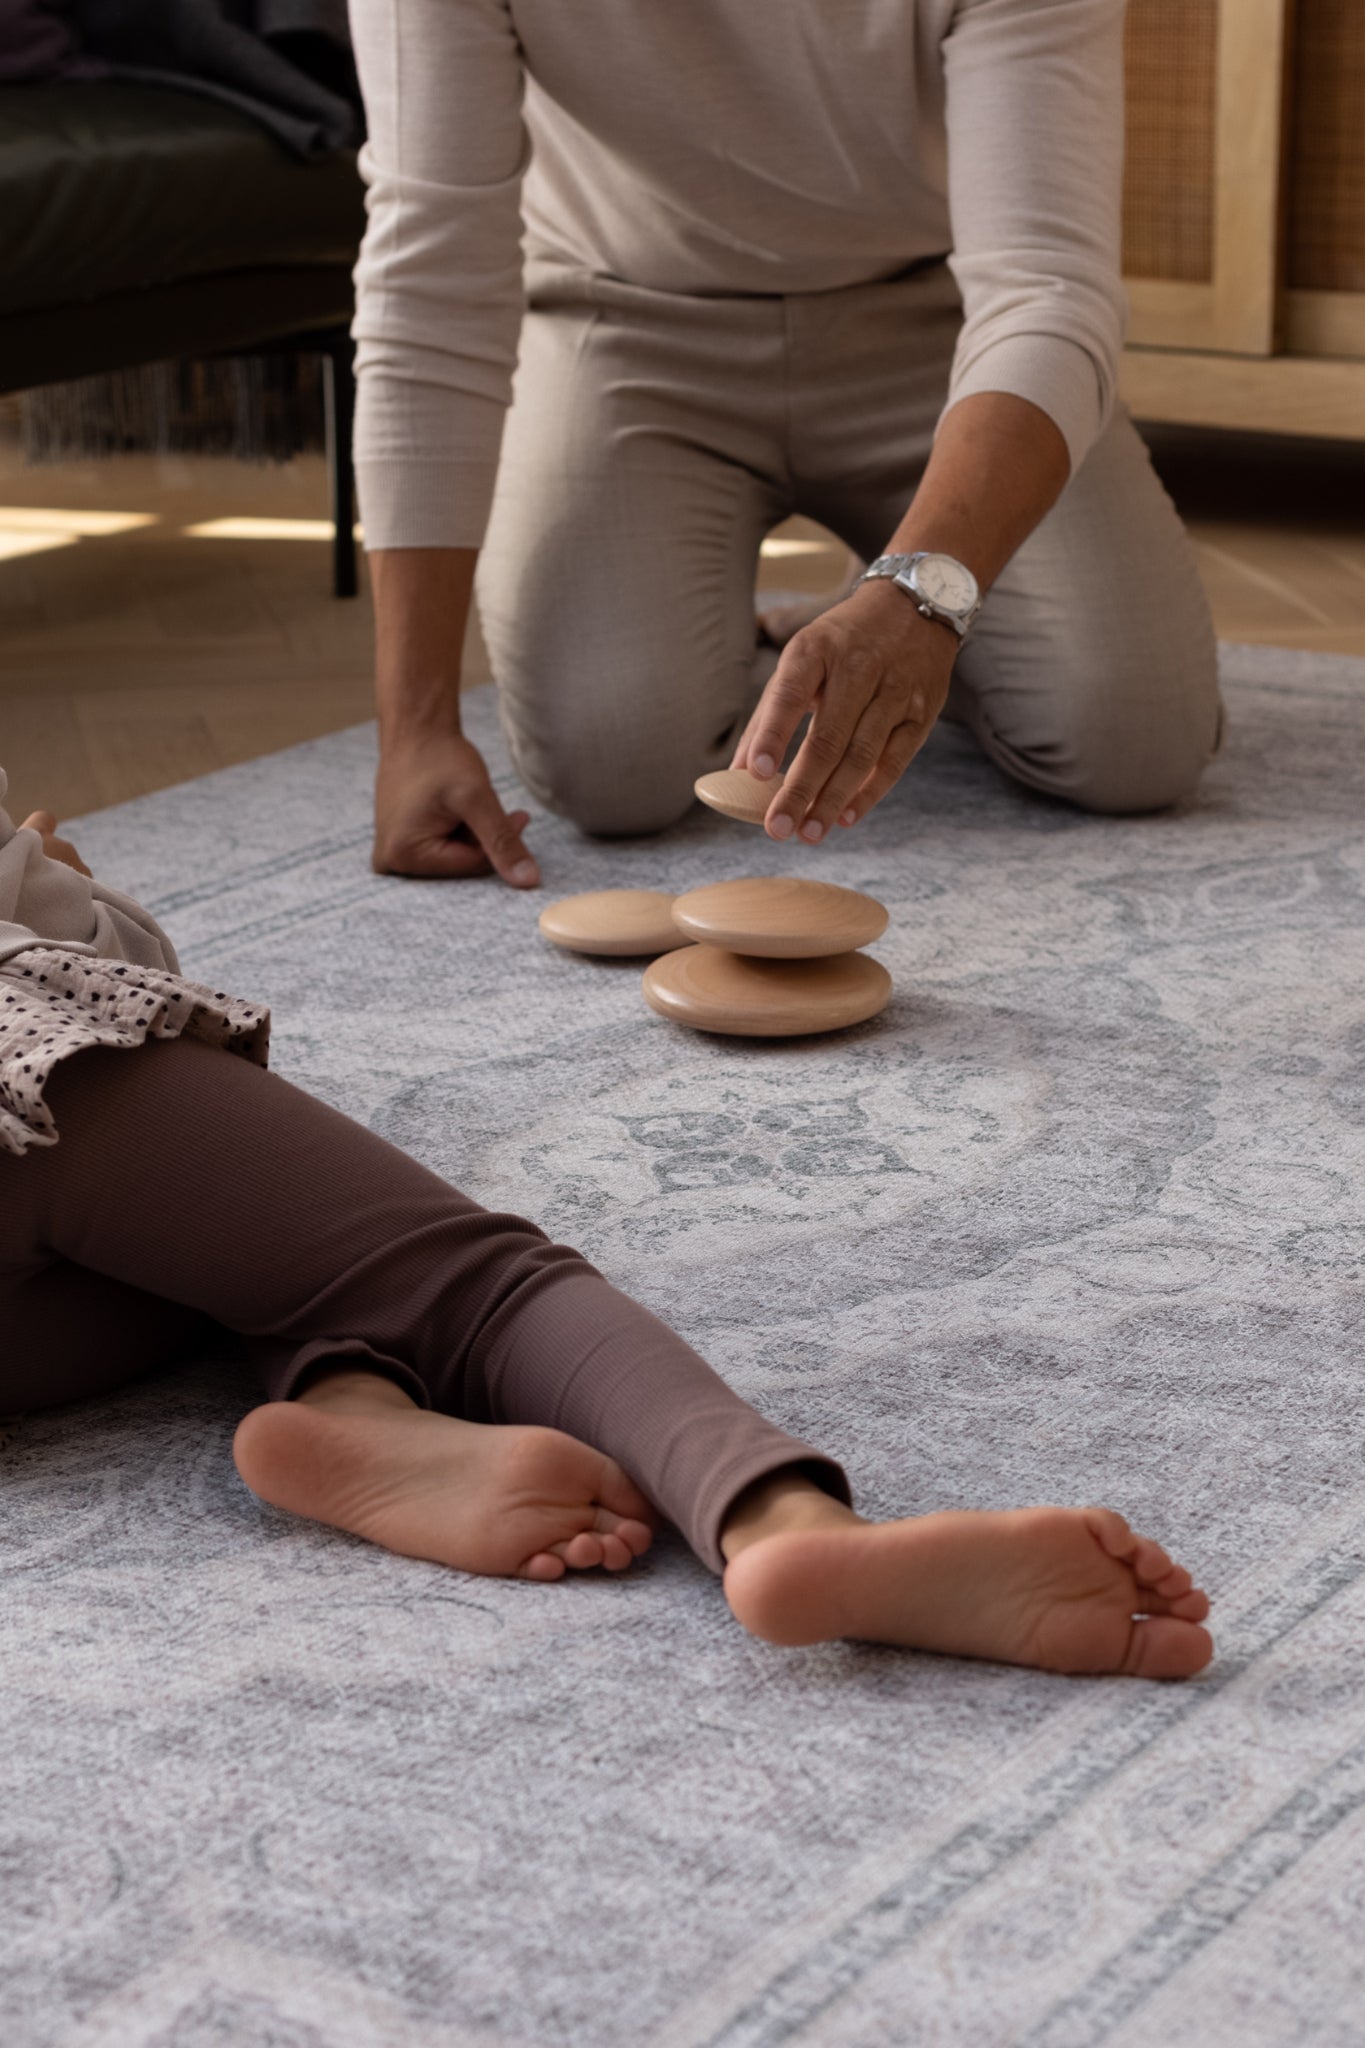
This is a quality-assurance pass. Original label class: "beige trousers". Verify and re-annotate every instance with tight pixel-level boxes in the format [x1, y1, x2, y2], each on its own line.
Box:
[478, 260, 1221, 837]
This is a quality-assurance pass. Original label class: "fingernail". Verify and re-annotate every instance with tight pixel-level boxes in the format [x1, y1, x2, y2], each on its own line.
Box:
[511, 860, 539, 885]
[753, 753, 775, 779]
[800, 820, 824, 844]
[768, 813, 794, 840]
[839, 808, 856, 827]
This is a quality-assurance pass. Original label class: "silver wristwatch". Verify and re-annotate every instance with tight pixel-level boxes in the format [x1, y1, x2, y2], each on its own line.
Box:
[856, 552, 982, 639]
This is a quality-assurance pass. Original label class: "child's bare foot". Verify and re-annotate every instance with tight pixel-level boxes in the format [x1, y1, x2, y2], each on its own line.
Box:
[233, 1371, 655, 1582]
[721, 1477, 1212, 1678]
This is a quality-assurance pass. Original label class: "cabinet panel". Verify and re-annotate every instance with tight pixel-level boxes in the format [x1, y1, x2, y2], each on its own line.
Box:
[1121, 0, 1365, 432]
[1122, 0, 1218, 284]
[1123, 0, 1290, 356]
[1287, 0, 1365, 294]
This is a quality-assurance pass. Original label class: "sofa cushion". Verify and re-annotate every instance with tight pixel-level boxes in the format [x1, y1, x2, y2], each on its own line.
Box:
[0, 79, 364, 316]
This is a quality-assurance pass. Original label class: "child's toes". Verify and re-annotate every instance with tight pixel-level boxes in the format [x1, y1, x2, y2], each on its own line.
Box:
[1132, 1584, 1210, 1622]
[559, 1530, 608, 1571]
[1130, 1536, 1176, 1585]
[1084, 1506, 1136, 1560]
[1121, 1616, 1214, 1680]
[597, 1531, 636, 1571]
[521, 1551, 568, 1582]
[594, 1454, 655, 1527]
[615, 1516, 655, 1560]
[582, 1518, 653, 1571]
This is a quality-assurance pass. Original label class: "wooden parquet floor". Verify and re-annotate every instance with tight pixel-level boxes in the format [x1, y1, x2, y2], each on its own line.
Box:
[1, 424, 1361, 824]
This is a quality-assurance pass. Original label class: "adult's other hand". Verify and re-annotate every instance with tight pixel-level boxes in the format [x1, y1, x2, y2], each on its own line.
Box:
[732, 580, 957, 844]
[373, 730, 540, 886]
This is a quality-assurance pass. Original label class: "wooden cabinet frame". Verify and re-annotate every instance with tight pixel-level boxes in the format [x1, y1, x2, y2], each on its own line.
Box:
[1121, 0, 1365, 439]
[1126, 0, 1292, 356]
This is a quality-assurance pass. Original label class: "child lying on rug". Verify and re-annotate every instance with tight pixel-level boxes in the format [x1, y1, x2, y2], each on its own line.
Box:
[0, 776, 1213, 1679]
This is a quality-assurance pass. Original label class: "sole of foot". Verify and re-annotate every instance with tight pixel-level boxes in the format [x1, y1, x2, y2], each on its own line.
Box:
[723, 1505, 1213, 1678]
[233, 1401, 656, 1583]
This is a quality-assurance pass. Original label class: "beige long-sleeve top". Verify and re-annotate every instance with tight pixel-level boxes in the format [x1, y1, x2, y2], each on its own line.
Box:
[0, 770, 268, 1154]
[350, 0, 1128, 551]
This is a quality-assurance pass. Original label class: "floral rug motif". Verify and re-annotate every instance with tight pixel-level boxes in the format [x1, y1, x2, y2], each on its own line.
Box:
[3, 646, 1364, 2047]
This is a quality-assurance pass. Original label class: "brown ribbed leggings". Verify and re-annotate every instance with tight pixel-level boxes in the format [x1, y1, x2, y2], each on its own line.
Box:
[0, 1037, 847, 1571]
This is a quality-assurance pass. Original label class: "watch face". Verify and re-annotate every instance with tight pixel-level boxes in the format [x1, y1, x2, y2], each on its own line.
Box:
[912, 554, 978, 615]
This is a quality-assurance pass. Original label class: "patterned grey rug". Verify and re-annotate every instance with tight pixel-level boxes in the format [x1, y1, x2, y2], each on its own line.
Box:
[5, 645, 1365, 2048]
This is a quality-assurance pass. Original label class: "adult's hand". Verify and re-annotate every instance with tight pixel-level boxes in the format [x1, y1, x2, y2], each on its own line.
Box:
[732, 580, 958, 842]
[731, 395, 1072, 842]
[373, 729, 541, 885]
[20, 810, 93, 877]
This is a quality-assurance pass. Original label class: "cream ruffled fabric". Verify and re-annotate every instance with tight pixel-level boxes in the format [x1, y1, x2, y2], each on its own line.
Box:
[0, 949, 269, 1156]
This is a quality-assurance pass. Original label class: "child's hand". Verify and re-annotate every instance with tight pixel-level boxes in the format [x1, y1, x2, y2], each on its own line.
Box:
[20, 810, 93, 879]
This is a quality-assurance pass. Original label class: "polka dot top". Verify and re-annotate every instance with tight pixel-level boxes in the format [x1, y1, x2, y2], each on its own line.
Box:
[0, 770, 269, 1155]
[0, 948, 270, 1156]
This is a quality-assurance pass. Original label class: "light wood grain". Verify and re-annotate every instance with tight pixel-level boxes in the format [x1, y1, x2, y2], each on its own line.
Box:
[1121, 349, 1365, 440]
[538, 889, 691, 957]
[693, 769, 777, 825]
[1126, 281, 1223, 354]
[1213, 0, 1292, 356]
[1283, 290, 1365, 361]
[642, 946, 892, 1038]
[671, 877, 888, 959]
[1122, 0, 1365, 388]
[1122, 0, 1292, 356]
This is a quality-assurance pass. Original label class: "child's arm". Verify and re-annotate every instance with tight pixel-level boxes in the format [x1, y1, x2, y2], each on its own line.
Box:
[0, 775, 182, 975]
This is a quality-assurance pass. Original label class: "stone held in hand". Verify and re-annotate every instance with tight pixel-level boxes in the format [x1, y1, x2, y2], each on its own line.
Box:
[671, 877, 889, 959]
[693, 768, 779, 825]
[642, 945, 892, 1037]
[539, 889, 694, 957]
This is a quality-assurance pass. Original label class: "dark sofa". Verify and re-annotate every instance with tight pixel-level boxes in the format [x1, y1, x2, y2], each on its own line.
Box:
[0, 79, 366, 591]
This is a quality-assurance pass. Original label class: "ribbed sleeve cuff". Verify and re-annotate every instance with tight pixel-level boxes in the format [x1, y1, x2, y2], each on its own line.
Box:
[355, 458, 503, 552]
[942, 332, 1108, 478]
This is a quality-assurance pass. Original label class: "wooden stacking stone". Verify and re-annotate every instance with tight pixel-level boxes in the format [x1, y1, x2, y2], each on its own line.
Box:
[671, 877, 888, 959]
[693, 768, 778, 825]
[644, 872, 892, 1039]
[642, 947, 891, 1038]
[539, 889, 692, 957]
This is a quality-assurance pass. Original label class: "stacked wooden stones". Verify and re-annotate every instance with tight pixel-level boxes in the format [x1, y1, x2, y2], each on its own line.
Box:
[537, 769, 892, 1040]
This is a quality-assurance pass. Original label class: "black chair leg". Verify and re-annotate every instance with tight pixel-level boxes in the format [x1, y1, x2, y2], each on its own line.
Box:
[323, 339, 358, 599]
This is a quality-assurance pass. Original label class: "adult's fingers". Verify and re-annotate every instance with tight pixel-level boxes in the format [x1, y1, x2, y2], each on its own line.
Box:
[742, 640, 829, 781]
[728, 702, 765, 774]
[762, 640, 884, 839]
[20, 810, 57, 835]
[835, 720, 929, 827]
[419, 835, 494, 879]
[462, 786, 541, 888]
[775, 692, 899, 843]
[372, 805, 533, 882]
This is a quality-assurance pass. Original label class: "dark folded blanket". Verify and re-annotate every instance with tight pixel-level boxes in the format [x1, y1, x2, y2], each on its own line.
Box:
[0, 0, 360, 157]
[0, 0, 86, 82]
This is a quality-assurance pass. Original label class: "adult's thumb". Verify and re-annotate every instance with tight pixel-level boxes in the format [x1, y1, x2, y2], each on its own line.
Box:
[464, 789, 540, 888]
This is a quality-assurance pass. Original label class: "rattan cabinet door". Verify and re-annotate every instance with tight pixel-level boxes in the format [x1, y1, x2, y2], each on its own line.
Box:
[1283, 0, 1365, 360]
[1123, 0, 1290, 356]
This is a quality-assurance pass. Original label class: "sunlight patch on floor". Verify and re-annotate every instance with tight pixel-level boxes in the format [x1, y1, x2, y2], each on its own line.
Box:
[0, 506, 158, 559]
